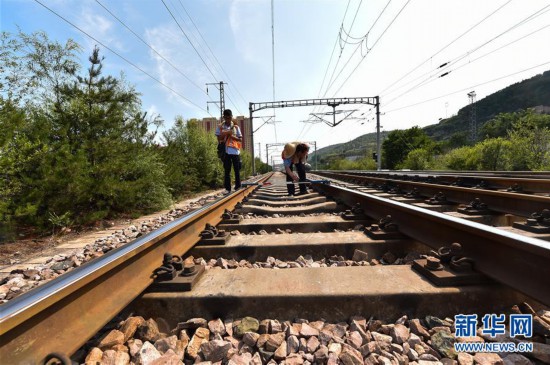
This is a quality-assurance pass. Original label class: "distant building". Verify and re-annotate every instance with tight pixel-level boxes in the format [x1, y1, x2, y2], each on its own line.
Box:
[196, 116, 253, 156]
[533, 105, 550, 115]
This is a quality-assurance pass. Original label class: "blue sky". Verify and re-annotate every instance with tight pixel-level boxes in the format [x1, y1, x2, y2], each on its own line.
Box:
[2, 0, 550, 163]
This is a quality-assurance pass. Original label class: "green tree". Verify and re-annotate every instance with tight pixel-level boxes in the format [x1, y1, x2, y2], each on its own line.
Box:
[382, 126, 437, 169]
[507, 112, 550, 170]
[1, 35, 172, 231]
[255, 158, 272, 174]
[477, 137, 512, 170]
[480, 112, 519, 140]
[162, 118, 223, 197]
[327, 156, 376, 170]
[399, 148, 434, 170]
[443, 146, 480, 170]
[0, 30, 80, 107]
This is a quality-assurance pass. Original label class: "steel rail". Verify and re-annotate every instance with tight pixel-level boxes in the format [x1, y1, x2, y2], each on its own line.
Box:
[314, 183, 550, 306]
[327, 170, 550, 179]
[0, 174, 270, 364]
[317, 171, 550, 217]
[319, 170, 550, 192]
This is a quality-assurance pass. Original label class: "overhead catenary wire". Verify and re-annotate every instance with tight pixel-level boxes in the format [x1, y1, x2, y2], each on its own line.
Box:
[300, 0, 387, 141]
[94, 0, 211, 100]
[378, 0, 514, 97]
[161, 0, 244, 116]
[327, 0, 412, 97]
[383, 21, 550, 111]
[297, 0, 352, 140]
[381, 3, 550, 109]
[309, 0, 364, 126]
[176, 0, 249, 107]
[271, 0, 278, 142]
[320, 0, 394, 98]
[352, 0, 513, 121]
[172, 0, 247, 114]
[305, 0, 406, 125]
[384, 59, 550, 114]
[33, 0, 212, 115]
[322, 0, 364, 99]
[315, 0, 351, 101]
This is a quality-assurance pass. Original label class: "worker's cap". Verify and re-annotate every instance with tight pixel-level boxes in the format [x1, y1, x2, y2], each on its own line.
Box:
[223, 109, 233, 117]
[282, 143, 296, 159]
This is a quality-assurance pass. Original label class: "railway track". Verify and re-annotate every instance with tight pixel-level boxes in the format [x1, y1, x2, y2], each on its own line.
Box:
[315, 171, 550, 237]
[1, 171, 549, 364]
[318, 170, 550, 195]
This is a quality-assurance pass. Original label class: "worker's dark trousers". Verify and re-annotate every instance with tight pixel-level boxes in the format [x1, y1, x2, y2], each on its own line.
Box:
[223, 154, 241, 191]
[286, 163, 307, 196]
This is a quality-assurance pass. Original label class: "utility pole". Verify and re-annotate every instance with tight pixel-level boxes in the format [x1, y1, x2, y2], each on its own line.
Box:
[206, 81, 226, 121]
[376, 96, 381, 171]
[468, 91, 477, 142]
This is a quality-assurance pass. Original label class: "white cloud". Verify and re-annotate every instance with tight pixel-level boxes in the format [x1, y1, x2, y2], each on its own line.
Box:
[229, 0, 271, 65]
[76, 3, 124, 52]
[144, 23, 209, 109]
[147, 104, 159, 118]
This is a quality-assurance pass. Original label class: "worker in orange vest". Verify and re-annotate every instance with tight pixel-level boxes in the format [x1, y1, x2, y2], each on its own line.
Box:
[216, 109, 243, 193]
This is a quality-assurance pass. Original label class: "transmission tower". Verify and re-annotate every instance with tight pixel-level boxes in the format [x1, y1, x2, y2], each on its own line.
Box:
[206, 81, 226, 121]
[467, 91, 477, 142]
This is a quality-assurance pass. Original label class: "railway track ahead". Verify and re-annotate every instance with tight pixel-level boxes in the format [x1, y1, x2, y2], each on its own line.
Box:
[318, 170, 550, 195]
[1, 171, 549, 364]
[315, 170, 550, 231]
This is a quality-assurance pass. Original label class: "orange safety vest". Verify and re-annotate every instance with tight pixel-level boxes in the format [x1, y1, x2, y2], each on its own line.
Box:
[220, 122, 242, 150]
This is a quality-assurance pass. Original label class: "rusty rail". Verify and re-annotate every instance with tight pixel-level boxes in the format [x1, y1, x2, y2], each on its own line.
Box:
[313, 183, 550, 307]
[317, 170, 550, 194]
[0, 174, 271, 364]
[317, 171, 550, 217]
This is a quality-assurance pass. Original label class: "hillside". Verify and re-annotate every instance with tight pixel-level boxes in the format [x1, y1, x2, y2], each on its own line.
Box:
[311, 70, 550, 162]
[424, 70, 550, 140]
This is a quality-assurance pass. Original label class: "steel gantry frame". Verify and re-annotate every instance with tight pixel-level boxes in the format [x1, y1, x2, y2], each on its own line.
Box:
[249, 97, 381, 174]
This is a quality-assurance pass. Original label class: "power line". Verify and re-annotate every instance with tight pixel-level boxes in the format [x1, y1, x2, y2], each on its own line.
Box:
[33, 0, 211, 115]
[321, 0, 393, 97]
[176, 0, 249, 107]
[378, 0, 513, 96]
[382, 3, 550, 108]
[300, 0, 352, 140]
[328, 0, 412, 97]
[162, 0, 244, 115]
[384, 60, 550, 114]
[160, 0, 218, 81]
[94, 0, 209, 97]
[173, 0, 248, 111]
[322, 0, 364, 99]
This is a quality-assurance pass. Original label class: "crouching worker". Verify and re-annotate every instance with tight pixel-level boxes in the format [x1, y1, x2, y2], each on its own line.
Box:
[281, 142, 310, 196]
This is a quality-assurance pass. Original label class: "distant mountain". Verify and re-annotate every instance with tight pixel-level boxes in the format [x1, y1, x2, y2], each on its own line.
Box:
[311, 70, 550, 163]
[424, 70, 550, 140]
